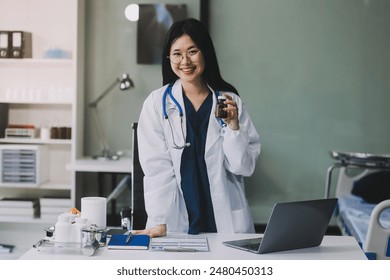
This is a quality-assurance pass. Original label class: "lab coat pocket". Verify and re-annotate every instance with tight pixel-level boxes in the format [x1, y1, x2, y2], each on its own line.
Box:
[226, 174, 245, 211]
[227, 173, 254, 233]
[231, 206, 253, 233]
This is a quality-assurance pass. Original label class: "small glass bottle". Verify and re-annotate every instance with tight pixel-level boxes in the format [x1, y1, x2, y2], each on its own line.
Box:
[216, 95, 227, 118]
[120, 207, 131, 230]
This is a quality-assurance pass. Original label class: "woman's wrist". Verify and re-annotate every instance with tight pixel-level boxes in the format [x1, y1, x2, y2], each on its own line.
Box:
[228, 121, 239, 130]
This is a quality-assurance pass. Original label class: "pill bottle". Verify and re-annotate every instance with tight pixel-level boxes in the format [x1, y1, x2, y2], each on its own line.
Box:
[216, 95, 227, 118]
[72, 217, 88, 243]
[55, 213, 72, 243]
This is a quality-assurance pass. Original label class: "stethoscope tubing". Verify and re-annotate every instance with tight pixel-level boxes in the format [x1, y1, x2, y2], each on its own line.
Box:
[163, 82, 183, 118]
[162, 83, 226, 149]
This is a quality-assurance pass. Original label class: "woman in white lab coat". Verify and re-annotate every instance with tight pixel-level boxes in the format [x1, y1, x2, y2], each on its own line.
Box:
[136, 18, 261, 237]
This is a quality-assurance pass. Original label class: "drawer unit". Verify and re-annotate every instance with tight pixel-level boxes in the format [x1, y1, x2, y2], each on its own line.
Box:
[0, 144, 49, 187]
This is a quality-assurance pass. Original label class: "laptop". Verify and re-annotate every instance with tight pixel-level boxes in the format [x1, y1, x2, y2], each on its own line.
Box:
[223, 198, 338, 254]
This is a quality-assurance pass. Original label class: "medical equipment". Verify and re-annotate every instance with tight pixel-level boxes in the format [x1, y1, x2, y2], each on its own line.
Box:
[34, 224, 105, 257]
[120, 206, 131, 230]
[162, 83, 226, 149]
[162, 83, 190, 149]
[325, 151, 390, 260]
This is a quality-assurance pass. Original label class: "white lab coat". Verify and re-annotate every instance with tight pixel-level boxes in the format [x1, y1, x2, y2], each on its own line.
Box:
[138, 80, 261, 233]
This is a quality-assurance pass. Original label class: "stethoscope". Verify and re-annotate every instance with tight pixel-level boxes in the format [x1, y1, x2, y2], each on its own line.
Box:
[162, 83, 226, 149]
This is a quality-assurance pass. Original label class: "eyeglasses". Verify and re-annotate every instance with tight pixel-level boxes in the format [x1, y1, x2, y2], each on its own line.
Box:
[167, 48, 201, 64]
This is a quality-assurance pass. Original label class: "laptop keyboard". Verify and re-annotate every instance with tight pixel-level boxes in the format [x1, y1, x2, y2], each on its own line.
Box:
[241, 238, 262, 251]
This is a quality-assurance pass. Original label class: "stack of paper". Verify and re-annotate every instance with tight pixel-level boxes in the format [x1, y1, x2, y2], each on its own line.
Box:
[0, 198, 39, 219]
[40, 197, 72, 222]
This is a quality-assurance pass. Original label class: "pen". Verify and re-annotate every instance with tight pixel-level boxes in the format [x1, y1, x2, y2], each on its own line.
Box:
[152, 246, 196, 252]
[164, 247, 196, 252]
[126, 232, 133, 244]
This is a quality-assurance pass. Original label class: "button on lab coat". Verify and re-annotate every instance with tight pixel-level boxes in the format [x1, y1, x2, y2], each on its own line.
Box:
[138, 80, 261, 233]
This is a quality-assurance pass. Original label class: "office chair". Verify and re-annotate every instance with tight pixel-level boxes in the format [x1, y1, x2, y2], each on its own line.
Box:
[131, 122, 148, 230]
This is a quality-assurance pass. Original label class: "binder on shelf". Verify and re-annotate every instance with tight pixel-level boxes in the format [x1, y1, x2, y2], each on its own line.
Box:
[10, 31, 32, 59]
[0, 31, 10, 58]
[0, 103, 8, 138]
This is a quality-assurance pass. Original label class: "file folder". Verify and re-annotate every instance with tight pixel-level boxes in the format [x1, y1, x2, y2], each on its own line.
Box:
[0, 31, 10, 58]
[10, 31, 32, 58]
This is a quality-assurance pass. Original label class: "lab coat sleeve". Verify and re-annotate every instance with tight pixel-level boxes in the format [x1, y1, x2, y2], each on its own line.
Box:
[137, 91, 176, 226]
[222, 98, 261, 176]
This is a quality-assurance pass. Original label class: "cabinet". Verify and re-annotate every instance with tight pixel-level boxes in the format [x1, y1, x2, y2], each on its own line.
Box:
[0, 0, 85, 223]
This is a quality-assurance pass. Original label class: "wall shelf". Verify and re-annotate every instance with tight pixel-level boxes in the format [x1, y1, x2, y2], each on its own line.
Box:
[0, 58, 73, 66]
[0, 138, 72, 145]
[0, 0, 84, 229]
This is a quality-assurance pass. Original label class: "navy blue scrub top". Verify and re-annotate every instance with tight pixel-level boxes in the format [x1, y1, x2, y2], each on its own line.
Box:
[180, 91, 217, 234]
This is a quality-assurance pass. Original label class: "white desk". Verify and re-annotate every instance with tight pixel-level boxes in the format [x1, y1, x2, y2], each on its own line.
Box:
[66, 157, 133, 203]
[66, 157, 132, 173]
[19, 233, 367, 260]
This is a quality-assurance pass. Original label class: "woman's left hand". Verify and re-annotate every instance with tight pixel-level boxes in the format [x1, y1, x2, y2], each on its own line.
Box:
[223, 94, 239, 130]
[132, 224, 167, 238]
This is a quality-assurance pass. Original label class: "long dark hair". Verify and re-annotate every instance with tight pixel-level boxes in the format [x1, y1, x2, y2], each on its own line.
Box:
[161, 18, 238, 95]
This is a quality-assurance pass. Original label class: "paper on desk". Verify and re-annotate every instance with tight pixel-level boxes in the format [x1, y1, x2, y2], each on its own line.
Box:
[150, 236, 209, 252]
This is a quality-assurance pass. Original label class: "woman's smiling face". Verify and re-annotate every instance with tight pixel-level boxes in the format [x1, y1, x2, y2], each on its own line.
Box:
[169, 34, 205, 84]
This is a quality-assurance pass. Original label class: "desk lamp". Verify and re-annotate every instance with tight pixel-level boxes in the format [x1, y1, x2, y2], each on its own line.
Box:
[89, 73, 134, 160]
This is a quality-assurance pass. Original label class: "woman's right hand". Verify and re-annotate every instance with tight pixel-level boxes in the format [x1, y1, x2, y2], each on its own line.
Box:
[132, 224, 167, 238]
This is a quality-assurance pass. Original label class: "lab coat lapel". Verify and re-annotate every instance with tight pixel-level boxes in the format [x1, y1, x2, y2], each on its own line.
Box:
[170, 81, 187, 137]
[205, 87, 220, 156]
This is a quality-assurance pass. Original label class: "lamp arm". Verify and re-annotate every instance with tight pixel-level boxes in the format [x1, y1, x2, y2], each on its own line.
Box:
[88, 74, 133, 159]
[91, 106, 110, 154]
[89, 78, 120, 108]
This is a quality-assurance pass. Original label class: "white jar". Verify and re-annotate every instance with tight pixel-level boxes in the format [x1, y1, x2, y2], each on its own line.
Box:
[81, 197, 107, 228]
[55, 214, 72, 243]
[40, 127, 50, 140]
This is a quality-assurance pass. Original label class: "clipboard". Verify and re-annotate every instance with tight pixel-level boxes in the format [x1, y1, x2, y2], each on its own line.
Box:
[150, 236, 209, 252]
